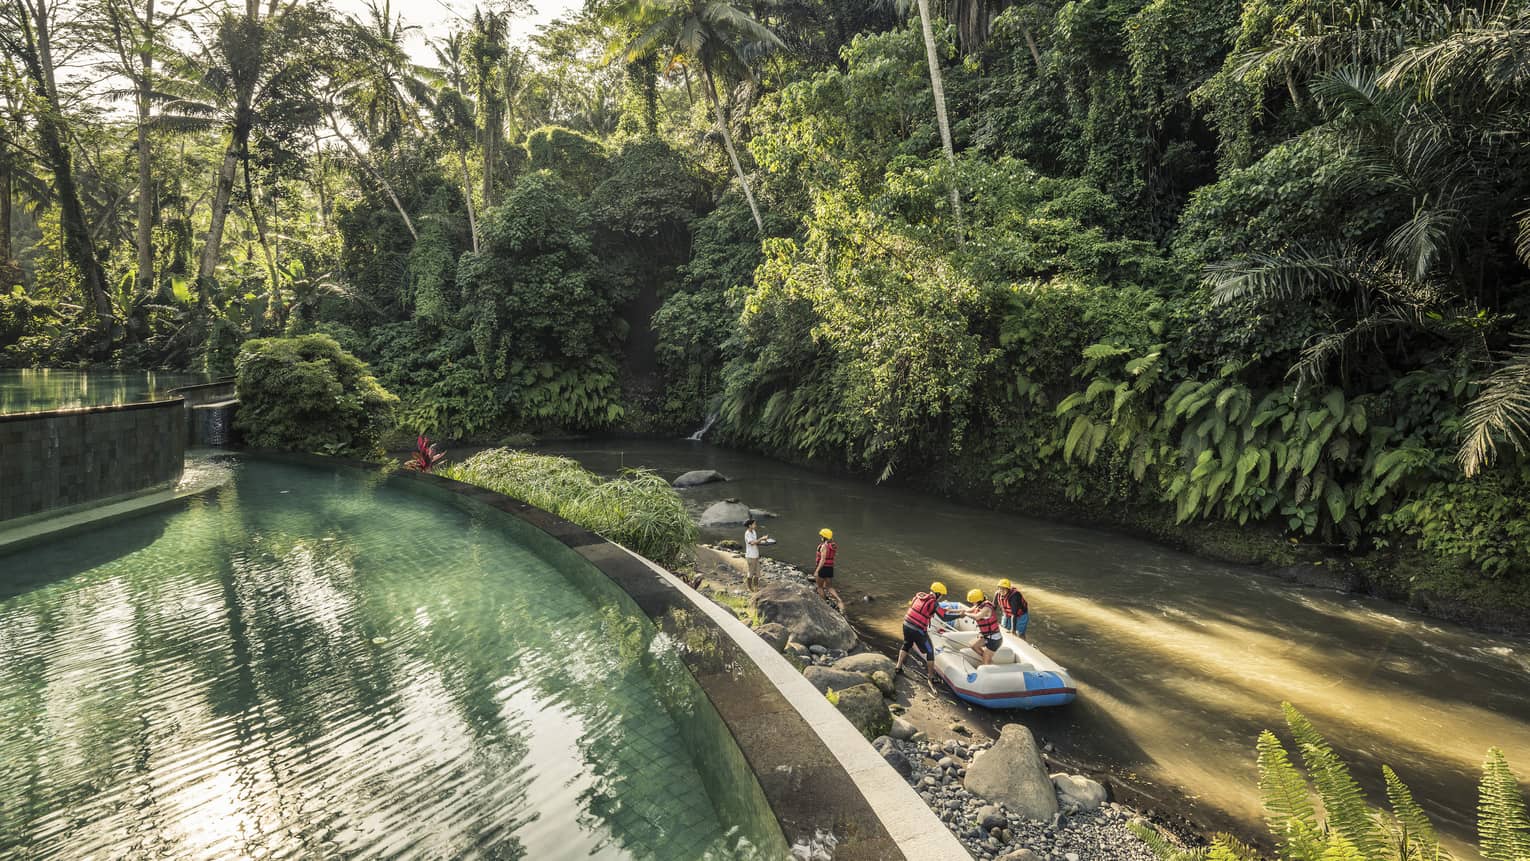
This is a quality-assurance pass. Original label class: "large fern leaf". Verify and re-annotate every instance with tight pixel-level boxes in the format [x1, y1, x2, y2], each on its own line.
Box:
[1284, 703, 1388, 859]
[1383, 764, 1449, 861]
[1479, 748, 1530, 861]
[1258, 729, 1325, 861]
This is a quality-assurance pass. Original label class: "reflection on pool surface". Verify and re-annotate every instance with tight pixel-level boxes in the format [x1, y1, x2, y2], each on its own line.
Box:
[0, 368, 207, 413]
[0, 458, 766, 860]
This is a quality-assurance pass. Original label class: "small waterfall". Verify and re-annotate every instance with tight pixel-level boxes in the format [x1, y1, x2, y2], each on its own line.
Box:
[686, 413, 718, 442]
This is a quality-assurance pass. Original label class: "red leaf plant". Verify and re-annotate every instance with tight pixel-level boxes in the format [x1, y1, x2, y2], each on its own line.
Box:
[405, 435, 447, 472]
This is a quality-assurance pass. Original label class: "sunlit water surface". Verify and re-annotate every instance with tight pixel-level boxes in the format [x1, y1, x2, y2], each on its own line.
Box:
[549, 439, 1530, 858]
[0, 368, 207, 413]
[0, 458, 746, 860]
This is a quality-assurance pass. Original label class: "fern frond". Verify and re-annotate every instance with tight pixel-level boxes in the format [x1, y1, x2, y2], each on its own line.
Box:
[1206, 249, 1363, 307]
[1284, 703, 1388, 859]
[1206, 834, 1261, 861]
[1383, 764, 1449, 861]
[1130, 821, 1207, 860]
[1479, 748, 1530, 861]
[1258, 728, 1325, 861]
[1458, 337, 1530, 477]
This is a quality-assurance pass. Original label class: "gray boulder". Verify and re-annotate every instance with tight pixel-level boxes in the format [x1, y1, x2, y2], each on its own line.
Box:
[998, 850, 1042, 861]
[1051, 773, 1108, 812]
[964, 724, 1059, 821]
[750, 581, 858, 651]
[869, 670, 895, 697]
[976, 805, 1007, 831]
[832, 683, 891, 739]
[889, 716, 918, 741]
[752, 622, 789, 652]
[803, 666, 873, 694]
[673, 469, 727, 487]
[832, 652, 896, 677]
[698, 500, 752, 526]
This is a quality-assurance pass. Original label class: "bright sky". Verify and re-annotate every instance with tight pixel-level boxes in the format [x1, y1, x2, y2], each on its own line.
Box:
[327, 0, 587, 63]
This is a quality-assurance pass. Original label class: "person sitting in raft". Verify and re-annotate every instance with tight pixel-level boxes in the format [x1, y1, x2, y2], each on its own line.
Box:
[964, 589, 1002, 665]
[895, 581, 947, 681]
[995, 578, 1029, 639]
[812, 528, 845, 612]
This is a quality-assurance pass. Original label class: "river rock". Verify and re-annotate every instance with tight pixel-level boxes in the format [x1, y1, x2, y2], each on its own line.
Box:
[964, 724, 1059, 821]
[1051, 773, 1108, 812]
[750, 581, 858, 651]
[698, 500, 752, 526]
[673, 469, 727, 487]
[869, 670, 895, 696]
[749, 508, 778, 519]
[832, 683, 891, 739]
[890, 716, 918, 741]
[976, 804, 1006, 829]
[998, 851, 1041, 861]
[832, 652, 896, 677]
[803, 666, 873, 694]
[752, 622, 789, 652]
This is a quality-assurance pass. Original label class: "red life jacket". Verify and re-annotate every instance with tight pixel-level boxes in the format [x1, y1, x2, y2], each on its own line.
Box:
[997, 587, 1027, 617]
[816, 541, 837, 567]
[976, 600, 1000, 635]
[905, 592, 939, 629]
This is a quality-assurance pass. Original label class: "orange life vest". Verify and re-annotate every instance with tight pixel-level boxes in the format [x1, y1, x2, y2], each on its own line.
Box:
[976, 600, 1000, 635]
[905, 592, 939, 629]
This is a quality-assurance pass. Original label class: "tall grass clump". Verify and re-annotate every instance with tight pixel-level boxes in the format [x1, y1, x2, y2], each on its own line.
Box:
[441, 448, 697, 566]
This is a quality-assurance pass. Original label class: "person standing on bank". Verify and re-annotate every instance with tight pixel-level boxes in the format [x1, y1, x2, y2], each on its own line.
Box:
[743, 519, 768, 591]
[995, 578, 1029, 639]
[813, 528, 845, 612]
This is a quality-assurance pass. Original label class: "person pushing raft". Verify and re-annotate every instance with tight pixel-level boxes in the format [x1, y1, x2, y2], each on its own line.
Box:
[963, 589, 1002, 665]
[895, 581, 947, 683]
[994, 578, 1029, 639]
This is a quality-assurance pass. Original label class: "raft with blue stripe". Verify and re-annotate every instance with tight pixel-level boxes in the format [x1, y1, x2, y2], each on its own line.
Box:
[927, 603, 1077, 710]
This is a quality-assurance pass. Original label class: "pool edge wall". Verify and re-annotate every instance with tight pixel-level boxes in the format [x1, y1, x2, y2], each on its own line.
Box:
[0, 398, 185, 523]
[264, 452, 970, 861]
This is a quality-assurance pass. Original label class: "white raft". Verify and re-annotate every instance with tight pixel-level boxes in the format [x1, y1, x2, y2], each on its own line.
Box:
[925, 602, 1077, 710]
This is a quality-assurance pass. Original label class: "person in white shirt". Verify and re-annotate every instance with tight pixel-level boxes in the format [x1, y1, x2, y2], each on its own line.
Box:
[743, 519, 768, 591]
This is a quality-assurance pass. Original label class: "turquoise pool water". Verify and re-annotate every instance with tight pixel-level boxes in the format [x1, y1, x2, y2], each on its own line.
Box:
[0, 458, 775, 860]
[0, 368, 207, 414]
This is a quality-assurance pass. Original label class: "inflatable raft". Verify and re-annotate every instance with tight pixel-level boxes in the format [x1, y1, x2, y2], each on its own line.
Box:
[926, 602, 1077, 710]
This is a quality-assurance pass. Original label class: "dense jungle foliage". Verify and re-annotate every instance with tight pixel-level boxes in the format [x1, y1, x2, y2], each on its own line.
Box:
[3, 0, 1529, 614]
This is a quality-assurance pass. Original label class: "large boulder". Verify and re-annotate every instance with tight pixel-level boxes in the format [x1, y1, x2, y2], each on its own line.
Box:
[803, 666, 874, 694]
[698, 500, 752, 526]
[889, 716, 918, 741]
[832, 683, 891, 739]
[750, 582, 858, 651]
[1052, 773, 1108, 812]
[833, 653, 896, 677]
[673, 469, 727, 487]
[964, 724, 1059, 821]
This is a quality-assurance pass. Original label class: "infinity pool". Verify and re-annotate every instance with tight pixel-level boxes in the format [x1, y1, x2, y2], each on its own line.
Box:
[0, 368, 206, 414]
[0, 457, 777, 860]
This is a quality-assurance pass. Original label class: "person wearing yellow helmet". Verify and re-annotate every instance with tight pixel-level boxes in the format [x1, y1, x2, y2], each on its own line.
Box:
[995, 577, 1030, 639]
[896, 581, 947, 682]
[812, 528, 844, 612]
[962, 588, 1002, 665]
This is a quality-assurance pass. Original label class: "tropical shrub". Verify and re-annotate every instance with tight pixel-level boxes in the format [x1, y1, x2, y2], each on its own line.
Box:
[442, 448, 697, 566]
[1134, 703, 1530, 861]
[233, 334, 398, 456]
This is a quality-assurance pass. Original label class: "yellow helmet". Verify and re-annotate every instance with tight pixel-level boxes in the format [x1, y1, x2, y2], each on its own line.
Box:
[819, 528, 833, 540]
[998, 578, 1012, 589]
[930, 581, 948, 596]
[967, 588, 985, 604]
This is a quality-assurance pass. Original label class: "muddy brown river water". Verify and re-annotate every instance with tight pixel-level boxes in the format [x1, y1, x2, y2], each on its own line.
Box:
[547, 439, 1530, 858]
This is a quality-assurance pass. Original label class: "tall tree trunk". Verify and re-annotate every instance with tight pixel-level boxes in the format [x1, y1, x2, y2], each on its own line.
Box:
[198, 136, 241, 306]
[14, 0, 114, 351]
[458, 149, 478, 253]
[914, 0, 964, 239]
[703, 67, 763, 235]
[312, 133, 328, 229]
[480, 101, 498, 209]
[1021, 24, 1042, 71]
[133, 0, 156, 301]
[0, 157, 11, 264]
[327, 111, 417, 240]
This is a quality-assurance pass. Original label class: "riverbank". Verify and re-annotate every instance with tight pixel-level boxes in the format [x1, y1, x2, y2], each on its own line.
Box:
[688, 543, 1199, 861]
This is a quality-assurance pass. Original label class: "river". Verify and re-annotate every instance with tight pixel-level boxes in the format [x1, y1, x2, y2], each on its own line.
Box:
[543, 438, 1530, 858]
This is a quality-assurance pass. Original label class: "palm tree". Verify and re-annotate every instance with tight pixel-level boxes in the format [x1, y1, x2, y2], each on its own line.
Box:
[620, 0, 781, 235]
[158, 3, 328, 307]
[886, 0, 963, 236]
[427, 31, 479, 251]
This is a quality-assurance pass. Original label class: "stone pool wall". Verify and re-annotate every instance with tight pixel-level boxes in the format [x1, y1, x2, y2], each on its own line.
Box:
[0, 399, 185, 523]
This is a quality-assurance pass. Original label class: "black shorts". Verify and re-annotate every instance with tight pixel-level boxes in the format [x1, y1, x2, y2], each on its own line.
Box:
[817, 566, 835, 579]
[983, 633, 1003, 652]
[902, 623, 932, 657]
